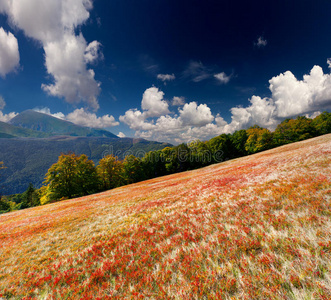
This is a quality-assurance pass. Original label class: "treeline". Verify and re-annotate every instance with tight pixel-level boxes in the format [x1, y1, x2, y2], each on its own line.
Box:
[0, 112, 330, 213]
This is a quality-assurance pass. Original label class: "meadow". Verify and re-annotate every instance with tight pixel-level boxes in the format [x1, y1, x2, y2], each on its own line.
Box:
[0, 134, 330, 299]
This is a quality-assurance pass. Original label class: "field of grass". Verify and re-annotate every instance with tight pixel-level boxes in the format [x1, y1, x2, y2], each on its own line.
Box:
[0, 134, 330, 299]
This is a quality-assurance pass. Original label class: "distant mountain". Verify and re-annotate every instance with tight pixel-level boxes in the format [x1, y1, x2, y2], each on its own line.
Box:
[0, 136, 171, 195]
[9, 110, 119, 138]
[0, 120, 51, 138]
[0, 109, 171, 194]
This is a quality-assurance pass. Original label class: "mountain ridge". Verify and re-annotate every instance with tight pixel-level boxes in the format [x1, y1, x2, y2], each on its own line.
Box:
[8, 110, 119, 138]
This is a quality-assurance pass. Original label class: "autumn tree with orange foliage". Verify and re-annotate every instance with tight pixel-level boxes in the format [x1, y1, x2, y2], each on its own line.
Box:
[97, 155, 125, 191]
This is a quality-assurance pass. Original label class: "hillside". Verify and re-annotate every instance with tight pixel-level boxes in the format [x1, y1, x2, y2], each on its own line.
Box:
[0, 120, 51, 138]
[9, 110, 118, 138]
[0, 136, 171, 195]
[0, 135, 330, 299]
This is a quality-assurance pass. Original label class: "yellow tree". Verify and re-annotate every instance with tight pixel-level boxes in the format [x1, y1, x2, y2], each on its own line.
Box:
[97, 155, 124, 191]
[245, 126, 274, 154]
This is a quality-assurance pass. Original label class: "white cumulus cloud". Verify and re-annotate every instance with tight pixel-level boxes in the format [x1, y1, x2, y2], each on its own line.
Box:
[33, 107, 65, 119]
[141, 87, 170, 118]
[224, 96, 277, 133]
[120, 61, 331, 144]
[33, 107, 119, 128]
[65, 108, 119, 128]
[0, 27, 20, 78]
[0, 0, 102, 110]
[120, 109, 156, 131]
[0, 96, 17, 122]
[179, 102, 214, 127]
[0, 111, 17, 122]
[120, 87, 220, 143]
[117, 132, 126, 138]
[270, 65, 331, 118]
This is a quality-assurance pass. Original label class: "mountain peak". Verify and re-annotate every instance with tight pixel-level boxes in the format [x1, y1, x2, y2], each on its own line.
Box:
[9, 110, 119, 138]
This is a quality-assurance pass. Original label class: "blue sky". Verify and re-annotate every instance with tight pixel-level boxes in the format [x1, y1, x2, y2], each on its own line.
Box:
[0, 0, 331, 144]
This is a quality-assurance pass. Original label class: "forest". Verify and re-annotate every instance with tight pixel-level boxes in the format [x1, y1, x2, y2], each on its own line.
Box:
[0, 111, 330, 214]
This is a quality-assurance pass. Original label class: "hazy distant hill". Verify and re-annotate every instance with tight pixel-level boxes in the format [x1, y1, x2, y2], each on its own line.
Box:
[0, 136, 171, 195]
[9, 110, 119, 138]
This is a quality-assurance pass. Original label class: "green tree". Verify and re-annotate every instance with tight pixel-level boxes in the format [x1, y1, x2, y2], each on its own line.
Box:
[21, 183, 35, 209]
[165, 144, 191, 173]
[0, 197, 10, 213]
[122, 155, 145, 184]
[312, 111, 331, 135]
[207, 134, 232, 162]
[274, 116, 316, 146]
[42, 153, 99, 203]
[230, 130, 248, 157]
[188, 140, 211, 167]
[142, 150, 167, 179]
[97, 155, 124, 191]
[20, 183, 41, 209]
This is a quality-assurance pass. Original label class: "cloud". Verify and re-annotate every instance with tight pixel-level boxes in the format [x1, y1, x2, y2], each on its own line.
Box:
[66, 108, 119, 128]
[117, 132, 126, 138]
[0, 111, 17, 122]
[0, 96, 17, 122]
[33, 107, 119, 128]
[120, 109, 156, 131]
[327, 58, 331, 69]
[182, 61, 211, 82]
[270, 65, 331, 117]
[84, 40, 103, 64]
[141, 87, 170, 118]
[1, 0, 102, 110]
[0, 27, 20, 78]
[224, 96, 277, 133]
[120, 61, 331, 144]
[179, 102, 214, 127]
[214, 72, 231, 84]
[157, 74, 176, 82]
[33, 107, 65, 119]
[172, 96, 185, 106]
[223, 65, 331, 133]
[41, 33, 101, 110]
[305, 111, 321, 119]
[255, 36, 267, 47]
[120, 87, 219, 143]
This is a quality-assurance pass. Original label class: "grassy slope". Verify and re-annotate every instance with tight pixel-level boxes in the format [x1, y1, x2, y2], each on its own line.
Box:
[0, 135, 330, 299]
